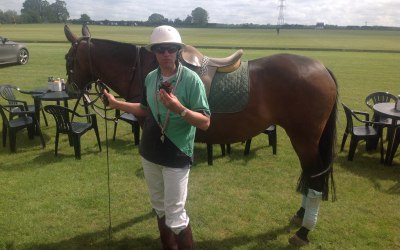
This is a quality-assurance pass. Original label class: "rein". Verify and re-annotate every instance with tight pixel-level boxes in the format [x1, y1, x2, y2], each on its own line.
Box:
[126, 46, 142, 102]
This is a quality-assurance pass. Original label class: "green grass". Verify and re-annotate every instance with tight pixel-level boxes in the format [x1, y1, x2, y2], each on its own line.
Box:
[1, 24, 400, 249]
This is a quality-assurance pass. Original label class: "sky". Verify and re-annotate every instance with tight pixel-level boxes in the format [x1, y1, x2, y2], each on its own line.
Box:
[1, 0, 399, 27]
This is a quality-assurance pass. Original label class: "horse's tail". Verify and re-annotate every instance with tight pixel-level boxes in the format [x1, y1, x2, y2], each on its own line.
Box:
[296, 68, 338, 201]
[319, 68, 338, 201]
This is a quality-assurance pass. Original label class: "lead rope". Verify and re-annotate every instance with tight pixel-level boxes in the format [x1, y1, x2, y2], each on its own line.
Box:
[102, 89, 112, 244]
[84, 39, 113, 244]
[72, 84, 112, 244]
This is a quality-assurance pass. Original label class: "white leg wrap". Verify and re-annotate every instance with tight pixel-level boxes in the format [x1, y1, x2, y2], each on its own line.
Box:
[302, 188, 322, 230]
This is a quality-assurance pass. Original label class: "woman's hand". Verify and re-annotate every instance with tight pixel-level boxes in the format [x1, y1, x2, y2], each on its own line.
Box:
[159, 89, 184, 114]
[102, 90, 118, 109]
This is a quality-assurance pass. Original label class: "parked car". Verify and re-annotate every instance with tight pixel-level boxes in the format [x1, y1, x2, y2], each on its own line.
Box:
[0, 36, 29, 65]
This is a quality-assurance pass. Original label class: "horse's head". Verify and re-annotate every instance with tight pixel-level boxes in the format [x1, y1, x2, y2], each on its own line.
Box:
[63, 25, 158, 101]
[64, 25, 96, 96]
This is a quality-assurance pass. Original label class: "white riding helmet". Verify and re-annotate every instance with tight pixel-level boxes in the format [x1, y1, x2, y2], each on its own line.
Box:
[145, 25, 185, 52]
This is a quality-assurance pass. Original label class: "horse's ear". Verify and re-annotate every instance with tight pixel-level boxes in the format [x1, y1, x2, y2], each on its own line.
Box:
[64, 25, 78, 43]
[82, 24, 91, 37]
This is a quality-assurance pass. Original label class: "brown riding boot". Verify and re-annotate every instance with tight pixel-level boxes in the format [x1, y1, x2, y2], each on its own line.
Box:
[157, 216, 178, 250]
[177, 224, 194, 250]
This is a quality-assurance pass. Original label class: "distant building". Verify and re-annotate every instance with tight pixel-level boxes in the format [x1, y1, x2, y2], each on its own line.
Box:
[316, 22, 325, 29]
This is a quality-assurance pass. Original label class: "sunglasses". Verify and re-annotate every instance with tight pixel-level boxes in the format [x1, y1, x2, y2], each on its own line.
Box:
[153, 45, 179, 54]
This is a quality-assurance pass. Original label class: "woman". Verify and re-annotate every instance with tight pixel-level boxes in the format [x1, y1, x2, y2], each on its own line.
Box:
[103, 25, 210, 249]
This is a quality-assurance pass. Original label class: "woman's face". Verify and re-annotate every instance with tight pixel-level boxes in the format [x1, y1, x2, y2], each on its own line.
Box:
[153, 44, 179, 72]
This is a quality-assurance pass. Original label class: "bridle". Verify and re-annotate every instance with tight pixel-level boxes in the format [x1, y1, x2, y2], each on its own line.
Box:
[65, 37, 91, 93]
[65, 37, 144, 121]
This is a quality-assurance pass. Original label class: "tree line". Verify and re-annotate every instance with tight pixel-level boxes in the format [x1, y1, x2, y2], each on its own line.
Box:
[0, 0, 209, 26]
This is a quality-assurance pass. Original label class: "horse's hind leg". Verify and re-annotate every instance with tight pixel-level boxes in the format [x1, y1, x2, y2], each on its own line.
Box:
[289, 188, 323, 246]
[286, 135, 326, 246]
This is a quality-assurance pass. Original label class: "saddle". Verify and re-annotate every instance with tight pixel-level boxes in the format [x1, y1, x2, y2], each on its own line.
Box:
[180, 45, 243, 96]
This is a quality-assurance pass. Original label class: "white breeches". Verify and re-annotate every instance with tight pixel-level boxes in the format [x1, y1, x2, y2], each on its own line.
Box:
[142, 157, 190, 234]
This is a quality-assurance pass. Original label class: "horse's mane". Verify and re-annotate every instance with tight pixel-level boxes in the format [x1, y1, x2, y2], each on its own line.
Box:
[87, 38, 142, 68]
[91, 38, 139, 50]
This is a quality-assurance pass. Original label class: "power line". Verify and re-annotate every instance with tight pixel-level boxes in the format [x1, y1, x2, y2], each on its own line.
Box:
[277, 0, 285, 27]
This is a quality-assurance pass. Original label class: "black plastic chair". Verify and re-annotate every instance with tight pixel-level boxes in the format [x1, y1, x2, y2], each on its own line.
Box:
[44, 105, 101, 159]
[0, 103, 45, 152]
[365, 91, 397, 145]
[206, 144, 228, 166]
[389, 127, 400, 164]
[206, 125, 277, 166]
[244, 125, 277, 155]
[0, 84, 48, 126]
[112, 109, 140, 145]
[341, 103, 383, 162]
[365, 91, 397, 111]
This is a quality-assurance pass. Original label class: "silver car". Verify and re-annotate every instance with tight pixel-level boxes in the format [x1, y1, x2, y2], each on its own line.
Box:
[0, 36, 29, 65]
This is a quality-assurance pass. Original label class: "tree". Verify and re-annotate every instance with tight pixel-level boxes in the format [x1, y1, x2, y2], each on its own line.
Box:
[48, 0, 69, 22]
[183, 15, 192, 24]
[147, 13, 167, 25]
[21, 0, 49, 23]
[79, 14, 91, 24]
[0, 10, 19, 24]
[174, 18, 183, 25]
[20, 0, 68, 23]
[191, 7, 208, 26]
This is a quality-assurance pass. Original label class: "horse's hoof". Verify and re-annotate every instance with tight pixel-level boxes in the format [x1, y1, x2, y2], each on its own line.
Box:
[288, 234, 309, 247]
[289, 214, 303, 227]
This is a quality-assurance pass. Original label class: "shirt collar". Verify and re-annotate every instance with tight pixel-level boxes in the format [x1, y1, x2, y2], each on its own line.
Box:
[157, 62, 182, 83]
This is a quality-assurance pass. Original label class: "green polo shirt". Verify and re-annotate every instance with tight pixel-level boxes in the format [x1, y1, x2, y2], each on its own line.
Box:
[142, 63, 210, 157]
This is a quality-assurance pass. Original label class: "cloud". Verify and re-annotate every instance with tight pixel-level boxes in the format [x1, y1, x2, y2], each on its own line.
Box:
[1, 0, 399, 26]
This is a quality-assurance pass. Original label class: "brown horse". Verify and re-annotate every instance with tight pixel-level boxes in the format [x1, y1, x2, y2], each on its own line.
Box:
[64, 25, 337, 245]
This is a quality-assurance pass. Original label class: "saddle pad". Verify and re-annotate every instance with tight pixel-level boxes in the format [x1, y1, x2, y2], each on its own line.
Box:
[208, 61, 249, 113]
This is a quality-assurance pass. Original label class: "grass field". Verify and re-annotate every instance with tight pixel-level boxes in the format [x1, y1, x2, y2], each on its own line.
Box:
[0, 24, 400, 249]
[2, 24, 400, 51]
